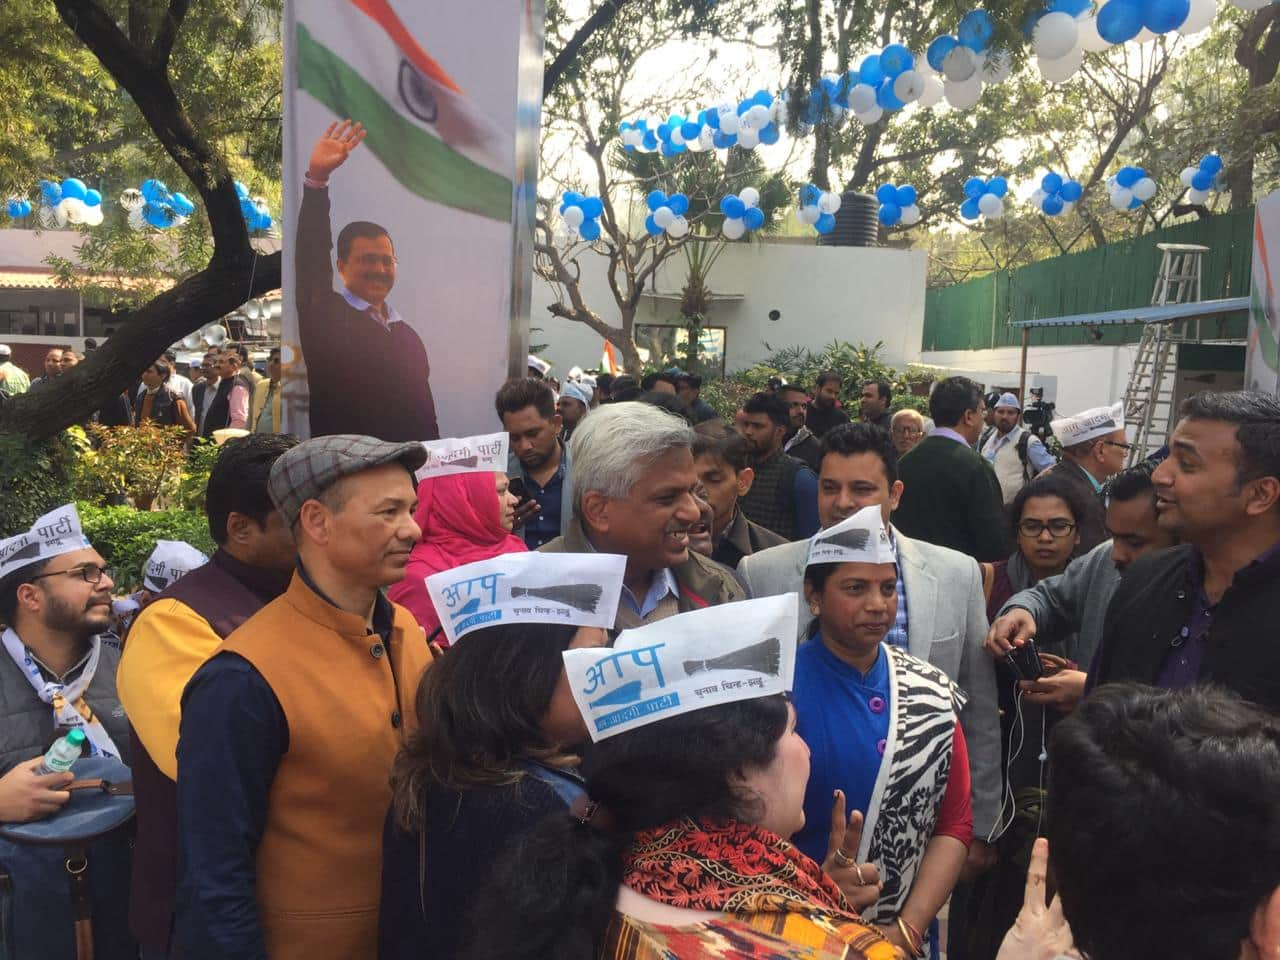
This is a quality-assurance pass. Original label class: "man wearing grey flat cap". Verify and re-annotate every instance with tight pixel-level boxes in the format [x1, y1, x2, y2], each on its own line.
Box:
[174, 434, 435, 960]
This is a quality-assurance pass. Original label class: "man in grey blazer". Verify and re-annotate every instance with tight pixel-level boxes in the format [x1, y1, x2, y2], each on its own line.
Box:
[739, 422, 1001, 875]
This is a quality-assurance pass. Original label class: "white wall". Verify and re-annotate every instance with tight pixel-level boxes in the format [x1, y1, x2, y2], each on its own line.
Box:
[532, 240, 928, 375]
[0, 228, 85, 268]
[920, 343, 1139, 417]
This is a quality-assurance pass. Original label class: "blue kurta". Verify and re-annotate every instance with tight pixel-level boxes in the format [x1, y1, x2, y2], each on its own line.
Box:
[791, 635, 891, 864]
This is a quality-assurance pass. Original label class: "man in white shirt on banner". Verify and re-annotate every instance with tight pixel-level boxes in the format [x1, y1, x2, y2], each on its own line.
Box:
[980, 393, 1055, 504]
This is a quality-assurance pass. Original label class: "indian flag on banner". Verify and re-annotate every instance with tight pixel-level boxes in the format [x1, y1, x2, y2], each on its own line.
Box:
[601, 340, 620, 376]
[296, 0, 513, 223]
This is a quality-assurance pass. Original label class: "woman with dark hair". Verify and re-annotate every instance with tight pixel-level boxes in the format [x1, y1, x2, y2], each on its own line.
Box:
[378, 620, 607, 960]
[464, 598, 899, 960]
[135, 359, 197, 432]
[387, 470, 524, 644]
[794, 505, 972, 959]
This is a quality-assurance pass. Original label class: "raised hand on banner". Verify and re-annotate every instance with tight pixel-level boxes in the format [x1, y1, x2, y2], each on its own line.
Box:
[822, 788, 882, 912]
[308, 119, 367, 182]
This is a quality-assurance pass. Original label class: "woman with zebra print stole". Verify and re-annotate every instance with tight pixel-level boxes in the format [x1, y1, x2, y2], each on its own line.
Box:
[793, 505, 974, 960]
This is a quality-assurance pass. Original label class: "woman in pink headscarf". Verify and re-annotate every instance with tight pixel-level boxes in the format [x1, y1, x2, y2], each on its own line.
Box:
[389, 472, 525, 644]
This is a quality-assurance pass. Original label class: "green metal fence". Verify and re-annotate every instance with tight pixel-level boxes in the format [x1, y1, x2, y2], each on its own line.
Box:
[922, 208, 1255, 352]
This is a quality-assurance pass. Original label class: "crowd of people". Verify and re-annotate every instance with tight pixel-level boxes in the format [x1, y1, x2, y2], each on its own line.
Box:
[0, 360, 1277, 960]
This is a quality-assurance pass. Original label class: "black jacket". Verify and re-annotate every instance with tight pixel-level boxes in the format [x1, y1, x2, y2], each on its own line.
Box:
[1045, 458, 1108, 553]
[1094, 542, 1280, 712]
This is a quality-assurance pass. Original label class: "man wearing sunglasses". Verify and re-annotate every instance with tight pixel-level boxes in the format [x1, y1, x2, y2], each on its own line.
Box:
[296, 119, 440, 442]
[0, 503, 135, 957]
[1045, 400, 1128, 552]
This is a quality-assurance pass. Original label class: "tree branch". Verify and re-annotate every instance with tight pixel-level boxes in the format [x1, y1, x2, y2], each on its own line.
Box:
[152, 0, 191, 68]
[543, 0, 627, 101]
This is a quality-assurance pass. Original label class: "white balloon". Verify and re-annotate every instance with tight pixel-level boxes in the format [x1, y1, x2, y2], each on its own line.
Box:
[1078, 15, 1113, 52]
[944, 73, 984, 109]
[798, 204, 821, 225]
[684, 136, 703, 154]
[719, 113, 740, 135]
[900, 204, 922, 225]
[653, 206, 675, 229]
[1180, 166, 1199, 187]
[1133, 177, 1158, 201]
[819, 192, 842, 215]
[978, 193, 1004, 217]
[737, 126, 761, 149]
[563, 205, 585, 228]
[669, 127, 686, 146]
[917, 73, 945, 108]
[1031, 188, 1048, 205]
[980, 49, 1013, 84]
[739, 187, 761, 209]
[39, 205, 59, 229]
[854, 105, 884, 124]
[82, 204, 104, 226]
[59, 197, 86, 224]
[1038, 44, 1083, 83]
[698, 127, 716, 151]
[849, 83, 877, 114]
[1060, 201, 1075, 215]
[1034, 12, 1080, 60]
[127, 207, 146, 231]
[1110, 186, 1134, 209]
[119, 188, 145, 211]
[893, 70, 926, 102]
[1187, 187, 1211, 203]
[942, 45, 978, 81]
[722, 217, 746, 240]
[747, 104, 771, 128]
[666, 215, 689, 238]
[1179, 0, 1217, 32]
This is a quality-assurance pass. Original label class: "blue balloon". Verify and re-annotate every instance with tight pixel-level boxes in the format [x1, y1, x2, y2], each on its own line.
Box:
[705, 109, 720, 130]
[234, 181, 250, 199]
[647, 190, 667, 211]
[1060, 180, 1084, 202]
[712, 131, 736, 149]
[1096, 0, 1144, 44]
[240, 196, 256, 219]
[1199, 153, 1223, 175]
[759, 123, 781, 145]
[743, 207, 766, 230]
[84, 189, 102, 207]
[876, 183, 898, 204]
[815, 212, 837, 234]
[1128, 196, 1142, 209]
[820, 76, 839, 97]
[859, 54, 884, 87]
[642, 130, 659, 150]
[1144, 0, 1189, 32]
[635, 118, 649, 130]
[657, 122, 672, 141]
[1190, 169, 1214, 191]
[21, 200, 31, 218]
[580, 219, 602, 241]
[881, 44, 914, 78]
[752, 89, 774, 107]
[6, 199, 22, 218]
[581, 196, 604, 218]
[961, 196, 982, 219]
[39, 180, 61, 203]
[958, 10, 995, 52]
[257, 213, 273, 232]
[140, 179, 168, 202]
[170, 192, 196, 217]
[1115, 166, 1142, 188]
[1051, 0, 1094, 14]
[879, 203, 902, 226]
[60, 178, 87, 202]
[1042, 195, 1065, 215]
[563, 191, 584, 207]
[724, 196, 747, 219]
[800, 184, 822, 207]
[988, 176, 1009, 198]
[927, 35, 958, 72]
[680, 121, 702, 140]
[876, 79, 906, 111]
[143, 202, 173, 228]
[896, 185, 918, 207]
[619, 121, 632, 133]
[964, 177, 987, 199]
[668, 194, 689, 216]
[644, 215, 663, 236]
[1042, 172, 1064, 194]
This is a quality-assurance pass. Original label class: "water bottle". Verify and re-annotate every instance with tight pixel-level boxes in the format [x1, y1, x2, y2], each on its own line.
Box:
[37, 728, 86, 776]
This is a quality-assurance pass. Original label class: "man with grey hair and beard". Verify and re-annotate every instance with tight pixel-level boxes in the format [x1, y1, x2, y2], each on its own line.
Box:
[539, 401, 747, 629]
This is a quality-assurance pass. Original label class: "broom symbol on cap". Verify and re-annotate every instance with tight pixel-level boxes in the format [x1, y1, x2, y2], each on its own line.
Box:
[509, 583, 603, 613]
[818, 528, 870, 551]
[683, 637, 782, 677]
[430, 454, 478, 468]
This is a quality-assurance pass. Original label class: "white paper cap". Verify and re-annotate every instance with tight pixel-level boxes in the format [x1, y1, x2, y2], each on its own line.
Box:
[1051, 401, 1125, 447]
[426, 552, 626, 645]
[415, 432, 510, 482]
[0, 504, 90, 579]
[806, 504, 897, 568]
[143, 540, 209, 593]
[564, 594, 798, 741]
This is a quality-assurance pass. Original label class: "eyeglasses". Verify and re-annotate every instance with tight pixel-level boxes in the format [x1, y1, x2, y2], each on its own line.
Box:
[892, 426, 922, 437]
[1102, 440, 1133, 452]
[1017, 519, 1077, 538]
[29, 563, 110, 585]
[354, 253, 397, 269]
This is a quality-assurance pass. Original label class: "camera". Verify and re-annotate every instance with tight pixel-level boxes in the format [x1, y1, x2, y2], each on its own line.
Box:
[1021, 387, 1057, 442]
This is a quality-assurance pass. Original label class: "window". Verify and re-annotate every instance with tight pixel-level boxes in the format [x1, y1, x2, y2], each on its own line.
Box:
[633, 324, 727, 378]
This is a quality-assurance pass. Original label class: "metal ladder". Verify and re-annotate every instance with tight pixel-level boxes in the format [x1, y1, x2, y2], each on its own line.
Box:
[1122, 243, 1207, 463]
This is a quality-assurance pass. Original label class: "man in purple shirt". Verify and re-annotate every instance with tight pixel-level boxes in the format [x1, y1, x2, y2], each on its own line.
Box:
[1091, 391, 1280, 711]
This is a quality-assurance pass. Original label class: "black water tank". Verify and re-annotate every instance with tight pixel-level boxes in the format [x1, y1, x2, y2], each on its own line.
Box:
[818, 190, 879, 247]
